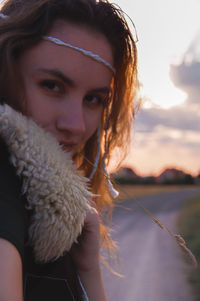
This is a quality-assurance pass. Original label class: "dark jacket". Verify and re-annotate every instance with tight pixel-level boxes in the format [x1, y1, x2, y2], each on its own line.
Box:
[0, 137, 87, 301]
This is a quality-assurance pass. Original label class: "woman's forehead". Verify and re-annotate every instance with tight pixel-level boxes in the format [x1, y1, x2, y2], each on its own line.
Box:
[18, 25, 114, 91]
[47, 20, 114, 71]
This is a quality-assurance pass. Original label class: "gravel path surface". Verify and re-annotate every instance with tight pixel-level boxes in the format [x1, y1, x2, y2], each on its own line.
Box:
[102, 187, 200, 301]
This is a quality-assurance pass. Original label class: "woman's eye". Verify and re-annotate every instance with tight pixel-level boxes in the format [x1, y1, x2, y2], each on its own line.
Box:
[84, 94, 103, 106]
[39, 80, 63, 93]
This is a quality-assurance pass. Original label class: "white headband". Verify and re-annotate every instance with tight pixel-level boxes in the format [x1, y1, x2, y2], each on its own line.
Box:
[43, 36, 115, 73]
[0, 13, 115, 73]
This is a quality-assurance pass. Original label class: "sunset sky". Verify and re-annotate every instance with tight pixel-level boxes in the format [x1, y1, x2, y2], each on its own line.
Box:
[114, 0, 200, 176]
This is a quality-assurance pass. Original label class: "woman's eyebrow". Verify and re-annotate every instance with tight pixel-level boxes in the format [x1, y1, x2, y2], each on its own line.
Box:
[36, 68, 75, 87]
[36, 68, 111, 93]
[90, 87, 111, 94]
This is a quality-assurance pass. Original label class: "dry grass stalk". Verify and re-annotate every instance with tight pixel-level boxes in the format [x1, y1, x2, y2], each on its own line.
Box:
[120, 189, 198, 268]
[117, 184, 198, 268]
[153, 218, 166, 230]
[174, 234, 198, 268]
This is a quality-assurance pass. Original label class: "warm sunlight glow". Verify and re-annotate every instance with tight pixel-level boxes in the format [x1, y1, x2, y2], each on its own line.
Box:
[142, 80, 187, 109]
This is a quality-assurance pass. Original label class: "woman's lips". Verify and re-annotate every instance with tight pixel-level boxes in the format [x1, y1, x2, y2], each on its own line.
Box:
[59, 142, 76, 153]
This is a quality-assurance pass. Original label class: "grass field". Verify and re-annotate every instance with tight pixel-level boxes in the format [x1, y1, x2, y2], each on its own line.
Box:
[115, 184, 194, 201]
[177, 193, 200, 300]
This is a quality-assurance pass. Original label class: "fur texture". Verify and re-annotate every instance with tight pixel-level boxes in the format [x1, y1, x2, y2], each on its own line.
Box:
[0, 104, 92, 263]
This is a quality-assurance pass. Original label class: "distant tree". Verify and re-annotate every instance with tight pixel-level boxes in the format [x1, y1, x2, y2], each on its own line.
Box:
[142, 176, 156, 185]
[184, 174, 194, 184]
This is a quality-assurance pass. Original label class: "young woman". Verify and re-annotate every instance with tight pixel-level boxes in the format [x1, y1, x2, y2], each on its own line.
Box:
[0, 0, 138, 300]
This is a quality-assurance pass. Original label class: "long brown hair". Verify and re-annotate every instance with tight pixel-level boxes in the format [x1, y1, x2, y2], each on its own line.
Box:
[0, 0, 138, 252]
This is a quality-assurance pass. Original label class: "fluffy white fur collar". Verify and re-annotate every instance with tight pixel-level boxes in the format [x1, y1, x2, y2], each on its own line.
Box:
[0, 104, 92, 263]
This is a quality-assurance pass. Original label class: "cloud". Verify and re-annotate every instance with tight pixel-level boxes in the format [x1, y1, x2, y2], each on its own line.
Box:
[136, 34, 200, 133]
[170, 34, 200, 103]
[170, 61, 200, 87]
[135, 105, 200, 132]
[131, 104, 200, 176]
[128, 126, 200, 176]
[133, 124, 200, 149]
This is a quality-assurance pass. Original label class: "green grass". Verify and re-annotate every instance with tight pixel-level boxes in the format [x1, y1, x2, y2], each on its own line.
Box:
[177, 194, 200, 300]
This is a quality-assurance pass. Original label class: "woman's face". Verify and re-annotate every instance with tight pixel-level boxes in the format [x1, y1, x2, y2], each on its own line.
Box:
[17, 20, 114, 155]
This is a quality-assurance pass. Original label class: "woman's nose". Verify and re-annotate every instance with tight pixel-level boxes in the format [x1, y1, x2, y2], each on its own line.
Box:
[56, 100, 86, 135]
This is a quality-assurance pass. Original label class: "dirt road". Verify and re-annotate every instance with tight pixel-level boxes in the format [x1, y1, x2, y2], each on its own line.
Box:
[102, 187, 200, 301]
